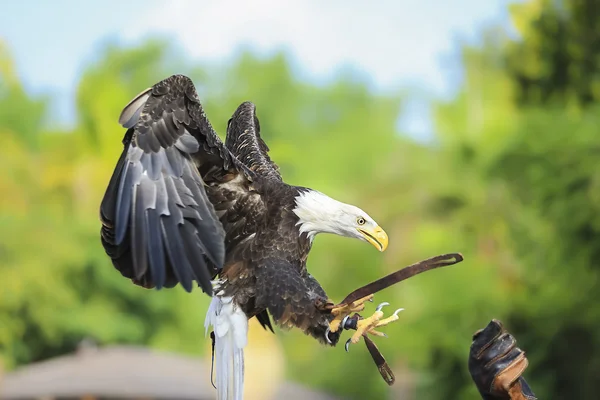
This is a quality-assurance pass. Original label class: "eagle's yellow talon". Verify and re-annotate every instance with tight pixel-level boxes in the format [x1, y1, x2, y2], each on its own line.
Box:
[345, 303, 404, 351]
[376, 308, 404, 327]
[368, 329, 387, 338]
[351, 313, 382, 341]
[328, 294, 374, 334]
[328, 319, 342, 333]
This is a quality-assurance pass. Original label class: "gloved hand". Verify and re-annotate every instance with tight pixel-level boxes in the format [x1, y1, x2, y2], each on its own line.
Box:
[468, 319, 537, 400]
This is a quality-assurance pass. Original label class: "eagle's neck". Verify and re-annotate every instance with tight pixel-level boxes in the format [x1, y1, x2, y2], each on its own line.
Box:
[292, 189, 350, 242]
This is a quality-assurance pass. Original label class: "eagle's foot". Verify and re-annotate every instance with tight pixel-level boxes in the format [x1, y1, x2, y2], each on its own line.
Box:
[327, 294, 374, 334]
[344, 302, 404, 352]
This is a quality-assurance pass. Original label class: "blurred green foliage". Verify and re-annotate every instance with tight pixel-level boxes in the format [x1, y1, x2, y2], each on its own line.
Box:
[0, 1, 598, 399]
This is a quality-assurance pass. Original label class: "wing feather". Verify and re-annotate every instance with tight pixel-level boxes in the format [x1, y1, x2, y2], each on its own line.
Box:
[256, 310, 275, 333]
[161, 216, 195, 292]
[225, 102, 282, 181]
[119, 88, 151, 128]
[146, 208, 166, 288]
[131, 183, 149, 279]
[101, 75, 285, 297]
[101, 75, 231, 294]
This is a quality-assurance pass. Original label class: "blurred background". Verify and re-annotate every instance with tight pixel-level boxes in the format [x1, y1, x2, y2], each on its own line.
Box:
[0, 0, 598, 399]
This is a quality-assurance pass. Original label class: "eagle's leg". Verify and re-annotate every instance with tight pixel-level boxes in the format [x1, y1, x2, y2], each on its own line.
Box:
[346, 303, 404, 349]
[327, 294, 374, 334]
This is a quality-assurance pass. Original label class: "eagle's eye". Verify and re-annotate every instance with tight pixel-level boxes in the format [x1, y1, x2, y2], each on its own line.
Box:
[356, 217, 366, 225]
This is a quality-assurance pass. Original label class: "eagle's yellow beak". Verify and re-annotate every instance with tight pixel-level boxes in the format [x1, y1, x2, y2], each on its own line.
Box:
[358, 226, 388, 252]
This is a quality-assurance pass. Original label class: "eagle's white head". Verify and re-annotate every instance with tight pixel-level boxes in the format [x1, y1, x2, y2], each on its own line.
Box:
[292, 189, 388, 251]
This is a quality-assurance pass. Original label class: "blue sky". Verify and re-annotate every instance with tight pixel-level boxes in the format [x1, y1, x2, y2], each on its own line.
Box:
[0, 0, 519, 135]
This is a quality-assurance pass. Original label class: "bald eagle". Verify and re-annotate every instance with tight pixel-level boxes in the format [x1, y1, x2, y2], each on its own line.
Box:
[100, 75, 396, 399]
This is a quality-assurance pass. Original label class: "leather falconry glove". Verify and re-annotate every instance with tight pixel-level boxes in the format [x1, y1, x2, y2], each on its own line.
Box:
[468, 319, 537, 400]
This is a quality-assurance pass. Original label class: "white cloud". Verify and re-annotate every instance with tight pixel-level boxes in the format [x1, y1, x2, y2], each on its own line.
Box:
[0, 0, 515, 128]
[124, 0, 514, 95]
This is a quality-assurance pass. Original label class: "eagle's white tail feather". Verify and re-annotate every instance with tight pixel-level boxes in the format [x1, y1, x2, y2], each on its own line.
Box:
[205, 296, 248, 400]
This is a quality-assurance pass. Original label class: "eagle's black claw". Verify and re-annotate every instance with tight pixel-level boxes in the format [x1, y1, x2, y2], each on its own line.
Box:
[345, 338, 352, 352]
[324, 327, 333, 344]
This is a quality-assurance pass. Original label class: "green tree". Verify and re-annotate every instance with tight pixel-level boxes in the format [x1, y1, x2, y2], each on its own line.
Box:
[507, 0, 600, 107]
[501, 1, 600, 397]
[426, 0, 600, 398]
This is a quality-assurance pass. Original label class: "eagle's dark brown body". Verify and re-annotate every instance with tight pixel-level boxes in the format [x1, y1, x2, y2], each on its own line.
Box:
[100, 75, 338, 345]
[208, 174, 333, 341]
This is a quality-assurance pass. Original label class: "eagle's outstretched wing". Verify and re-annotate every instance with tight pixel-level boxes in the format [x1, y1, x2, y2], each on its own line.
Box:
[100, 75, 278, 296]
[225, 101, 282, 181]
